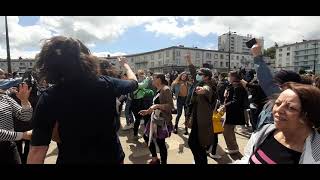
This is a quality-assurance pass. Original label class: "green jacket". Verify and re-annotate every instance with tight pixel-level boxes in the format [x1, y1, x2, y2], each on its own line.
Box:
[133, 77, 151, 99]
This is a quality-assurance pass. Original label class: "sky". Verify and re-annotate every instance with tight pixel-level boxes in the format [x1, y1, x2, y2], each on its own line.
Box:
[1, 16, 320, 59]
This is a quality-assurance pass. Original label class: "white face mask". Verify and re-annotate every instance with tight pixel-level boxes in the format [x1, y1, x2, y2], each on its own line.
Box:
[196, 74, 203, 82]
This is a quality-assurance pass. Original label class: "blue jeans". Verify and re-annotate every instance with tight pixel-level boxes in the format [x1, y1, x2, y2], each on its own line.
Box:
[175, 96, 187, 127]
[125, 99, 134, 125]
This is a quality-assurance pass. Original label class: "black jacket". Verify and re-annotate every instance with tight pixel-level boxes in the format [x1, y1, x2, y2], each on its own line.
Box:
[225, 83, 248, 125]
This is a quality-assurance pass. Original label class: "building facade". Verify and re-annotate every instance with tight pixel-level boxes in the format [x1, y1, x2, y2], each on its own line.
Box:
[102, 46, 257, 74]
[275, 40, 320, 74]
[218, 33, 264, 54]
[0, 58, 35, 75]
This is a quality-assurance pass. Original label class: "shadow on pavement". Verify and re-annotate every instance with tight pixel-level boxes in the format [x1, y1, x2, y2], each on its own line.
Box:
[207, 145, 233, 164]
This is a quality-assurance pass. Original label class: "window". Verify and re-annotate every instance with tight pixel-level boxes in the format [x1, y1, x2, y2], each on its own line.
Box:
[20, 62, 24, 66]
[296, 45, 299, 49]
[214, 54, 218, 59]
[206, 53, 211, 59]
[226, 62, 229, 67]
[196, 52, 200, 58]
[29, 62, 33, 66]
[279, 49, 282, 52]
[287, 52, 290, 56]
[158, 61, 162, 66]
[158, 53, 162, 59]
[287, 47, 290, 51]
[279, 54, 282, 57]
[131, 58, 134, 62]
[236, 62, 239, 67]
[214, 61, 217, 67]
[151, 62, 154, 67]
[220, 62, 223, 67]
[231, 62, 234, 67]
[304, 56, 308, 60]
[295, 51, 299, 55]
[305, 44, 309, 48]
[231, 55, 234, 60]
[196, 60, 200, 64]
[305, 50, 307, 54]
[220, 54, 224, 59]
[177, 59, 180, 65]
[304, 61, 308, 65]
[236, 56, 239, 60]
[226, 55, 229, 59]
[166, 59, 169, 64]
[166, 51, 169, 57]
[151, 55, 154, 60]
[176, 51, 180, 56]
[242, 56, 244, 59]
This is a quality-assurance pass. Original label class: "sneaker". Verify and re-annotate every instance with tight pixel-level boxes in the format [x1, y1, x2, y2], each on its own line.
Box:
[210, 154, 222, 159]
[224, 149, 239, 154]
[122, 123, 134, 130]
[149, 158, 160, 164]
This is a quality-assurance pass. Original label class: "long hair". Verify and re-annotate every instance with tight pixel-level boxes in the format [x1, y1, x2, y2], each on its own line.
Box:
[172, 72, 188, 86]
[153, 73, 168, 86]
[35, 36, 99, 84]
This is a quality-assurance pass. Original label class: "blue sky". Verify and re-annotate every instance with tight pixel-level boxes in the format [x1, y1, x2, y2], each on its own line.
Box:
[1, 16, 320, 58]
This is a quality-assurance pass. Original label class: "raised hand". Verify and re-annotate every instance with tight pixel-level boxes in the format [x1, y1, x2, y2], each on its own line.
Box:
[117, 56, 128, 67]
[16, 83, 32, 103]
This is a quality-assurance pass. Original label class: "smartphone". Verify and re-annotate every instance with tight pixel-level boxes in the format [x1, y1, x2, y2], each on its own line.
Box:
[245, 38, 257, 48]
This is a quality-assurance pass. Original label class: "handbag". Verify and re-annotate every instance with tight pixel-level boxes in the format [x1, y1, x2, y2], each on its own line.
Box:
[211, 100, 224, 134]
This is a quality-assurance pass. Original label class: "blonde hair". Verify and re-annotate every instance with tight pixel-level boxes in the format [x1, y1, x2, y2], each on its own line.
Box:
[172, 72, 188, 86]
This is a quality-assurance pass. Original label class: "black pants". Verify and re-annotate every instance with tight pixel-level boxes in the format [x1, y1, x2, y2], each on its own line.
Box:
[143, 135, 167, 164]
[132, 98, 151, 136]
[206, 133, 218, 155]
[188, 119, 207, 164]
[16, 140, 30, 164]
[0, 141, 21, 164]
[175, 96, 187, 128]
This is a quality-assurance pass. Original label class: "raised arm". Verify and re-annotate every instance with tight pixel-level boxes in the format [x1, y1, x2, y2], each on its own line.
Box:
[251, 44, 280, 97]
[118, 57, 137, 82]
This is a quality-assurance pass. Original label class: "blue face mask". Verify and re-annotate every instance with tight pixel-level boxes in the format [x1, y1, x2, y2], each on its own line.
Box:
[196, 74, 203, 82]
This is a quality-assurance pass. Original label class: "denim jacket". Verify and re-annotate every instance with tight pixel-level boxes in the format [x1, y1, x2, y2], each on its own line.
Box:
[171, 82, 191, 98]
[253, 55, 281, 131]
[0, 78, 22, 90]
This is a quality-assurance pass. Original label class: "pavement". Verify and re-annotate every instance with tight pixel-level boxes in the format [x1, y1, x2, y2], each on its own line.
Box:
[44, 114, 250, 164]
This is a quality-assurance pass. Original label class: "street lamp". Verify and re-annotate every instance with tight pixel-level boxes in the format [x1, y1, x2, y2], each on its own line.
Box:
[313, 41, 318, 74]
[5, 16, 12, 74]
[227, 29, 236, 72]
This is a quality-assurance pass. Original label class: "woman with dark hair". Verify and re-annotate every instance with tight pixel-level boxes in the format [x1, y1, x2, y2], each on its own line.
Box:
[171, 72, 191, 134]
[222, 71, 249, 155]
[139, 73, 174, 164]
[236, 83, 320, 164]
[27, 36, 138, 164]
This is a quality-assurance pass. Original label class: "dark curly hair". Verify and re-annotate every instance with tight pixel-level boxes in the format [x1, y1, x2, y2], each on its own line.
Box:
[35, 36, 99, 84]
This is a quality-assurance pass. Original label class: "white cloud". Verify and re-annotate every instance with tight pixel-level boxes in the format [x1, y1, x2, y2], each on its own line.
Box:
[1, 16, 320, 59]
[146, 16, 320, 48]
[93, 51, 126, 57]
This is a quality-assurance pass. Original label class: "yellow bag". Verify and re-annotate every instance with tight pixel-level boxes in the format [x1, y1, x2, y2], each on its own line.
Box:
[212, 111, 224, 134]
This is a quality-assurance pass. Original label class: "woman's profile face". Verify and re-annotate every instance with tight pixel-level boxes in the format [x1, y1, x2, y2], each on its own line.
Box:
[181, 74, 187, 81]
[272, 89, 304, 131]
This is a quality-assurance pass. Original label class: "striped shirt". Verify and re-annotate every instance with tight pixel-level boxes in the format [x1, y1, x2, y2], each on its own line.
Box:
[0, 94, 33, 141]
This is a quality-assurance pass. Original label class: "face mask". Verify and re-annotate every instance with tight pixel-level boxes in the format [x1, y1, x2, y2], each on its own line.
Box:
[196, 74, 203, 82]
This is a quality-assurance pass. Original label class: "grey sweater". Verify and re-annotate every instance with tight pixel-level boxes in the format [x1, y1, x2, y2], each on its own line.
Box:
[234, 124, 320, 164]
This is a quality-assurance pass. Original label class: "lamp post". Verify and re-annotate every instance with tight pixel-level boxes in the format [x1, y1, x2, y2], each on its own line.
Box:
[5, 16, 12, 74]
[313, 41, 318, 74]
[227, 29, 236, 72]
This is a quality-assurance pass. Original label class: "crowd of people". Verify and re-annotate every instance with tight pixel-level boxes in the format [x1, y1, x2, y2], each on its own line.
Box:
[1, 35, 320, 164]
